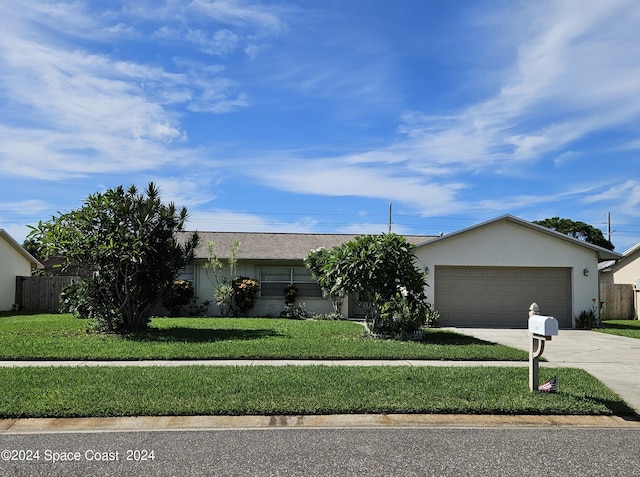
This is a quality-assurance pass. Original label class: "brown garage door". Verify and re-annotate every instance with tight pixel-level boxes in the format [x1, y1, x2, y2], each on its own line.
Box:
[434, 266, 571, 328]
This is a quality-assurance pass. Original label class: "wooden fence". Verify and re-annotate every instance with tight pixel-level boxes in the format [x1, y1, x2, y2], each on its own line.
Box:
[15, 276, 80, 312]
[600, 283, 635, 320]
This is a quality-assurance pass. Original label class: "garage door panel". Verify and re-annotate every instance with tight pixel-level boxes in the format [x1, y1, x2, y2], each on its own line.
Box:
[452, 268, 469, 278]
[435, 266, 571, 328]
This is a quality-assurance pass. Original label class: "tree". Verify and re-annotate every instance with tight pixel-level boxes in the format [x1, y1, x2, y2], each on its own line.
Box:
[28, 183, 198, 332]
[203, 240, 240, 316]
[306, 234, 428, 336]
[304, 247, 344, 316]
[533, 217, 614, 250]
[21, 237, 42, 261]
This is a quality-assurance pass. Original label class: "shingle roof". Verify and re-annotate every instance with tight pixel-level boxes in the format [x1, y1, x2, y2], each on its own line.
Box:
[182, 232, 436, 261]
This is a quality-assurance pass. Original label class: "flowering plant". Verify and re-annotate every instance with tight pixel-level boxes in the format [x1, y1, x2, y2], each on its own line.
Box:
[232, 277, 260, 315]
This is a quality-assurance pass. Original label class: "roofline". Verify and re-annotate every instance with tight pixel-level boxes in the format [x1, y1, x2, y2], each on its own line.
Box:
[598, 240, 640, 271]
[620, 241, 640, 257]
[415, 214, 623, 262]
[186, 231, 435, 238]
[0, 229, 44, 269]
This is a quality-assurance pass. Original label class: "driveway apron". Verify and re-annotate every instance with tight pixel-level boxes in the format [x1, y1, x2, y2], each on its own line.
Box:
[453, 328, 640, 414]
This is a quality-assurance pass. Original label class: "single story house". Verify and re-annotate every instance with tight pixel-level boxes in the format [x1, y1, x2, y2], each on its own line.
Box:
[184, 232, 434, 318]
[0, 229, 43, 311]
[599, 241, 640, 319]
[182, 215, 621, 328]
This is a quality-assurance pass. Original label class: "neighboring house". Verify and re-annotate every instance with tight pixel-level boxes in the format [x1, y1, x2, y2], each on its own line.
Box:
[0, 229, 43, 311]
[599, 241, 640, 285]
[181, 215, 621, 328]
[412, 215, 621, 328]
[599, 241, 640, 319]
[183, 232, 434, 318]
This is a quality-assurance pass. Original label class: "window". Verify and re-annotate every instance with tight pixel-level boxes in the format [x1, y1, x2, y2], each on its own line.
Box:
[260, 266, 322, 298]
[177, 265, 196, 290]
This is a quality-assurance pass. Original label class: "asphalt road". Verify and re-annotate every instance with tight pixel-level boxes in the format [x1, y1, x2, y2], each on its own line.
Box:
[2, 427, 640, 476]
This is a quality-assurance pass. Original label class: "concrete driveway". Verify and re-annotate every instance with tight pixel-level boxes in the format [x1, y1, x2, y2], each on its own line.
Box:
[453, 327, 640, 414]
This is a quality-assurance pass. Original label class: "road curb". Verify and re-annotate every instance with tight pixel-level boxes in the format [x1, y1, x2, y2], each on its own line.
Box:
[2, 414, 639, 434]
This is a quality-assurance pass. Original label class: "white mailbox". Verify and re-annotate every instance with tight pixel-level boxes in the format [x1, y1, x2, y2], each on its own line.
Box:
[528, 315, 558, 338]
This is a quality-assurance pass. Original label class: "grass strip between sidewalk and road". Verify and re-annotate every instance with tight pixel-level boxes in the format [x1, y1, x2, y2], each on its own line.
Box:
[0, 366, 634, 418]
[0, 314, 529, 361]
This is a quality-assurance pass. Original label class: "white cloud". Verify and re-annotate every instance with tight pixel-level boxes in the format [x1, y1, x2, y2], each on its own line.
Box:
[0, 199, 49, 215]
[249, 157, 467, 216]
[186, 29, 240, 55]
[0, 2, 257, 180]
[190, 0, 286, 32]
[583, 180, 640, 211]
[239, 0, 640, 219]
[394, 0, 640, 170]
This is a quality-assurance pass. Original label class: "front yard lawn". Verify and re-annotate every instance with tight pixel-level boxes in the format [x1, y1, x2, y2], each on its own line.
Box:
[597, 320, 640, 339]
[0, 313, 529, 361]
[0, 314, 633, 418]
[0, 366, 633, 418]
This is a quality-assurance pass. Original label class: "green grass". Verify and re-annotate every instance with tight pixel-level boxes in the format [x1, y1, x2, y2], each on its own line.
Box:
[0, 313, 529, 360]
[597, 320, 640, 339]
[0, 366, 633, 418]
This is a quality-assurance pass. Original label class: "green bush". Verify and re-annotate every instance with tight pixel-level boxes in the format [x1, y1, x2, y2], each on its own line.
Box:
[280, 302, 310, 320]
[59, 280, 89, 317]
[313, 312, 343, 320]
[232, 277, 260, 315]
[214, 283, 233, 316]
[576, 308, 600, 329]
[161, 280, 195, 317]
[376, 294, 426, 339]
[59, 279, 121, 331]
[425, 303, 440, 328]
[284, 284, 298, 305]
[575, 299, 600, 329]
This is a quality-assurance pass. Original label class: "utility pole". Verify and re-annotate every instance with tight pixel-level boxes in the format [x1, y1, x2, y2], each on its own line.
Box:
[605, 212, 615, 242]
[388, 202, 392, 233]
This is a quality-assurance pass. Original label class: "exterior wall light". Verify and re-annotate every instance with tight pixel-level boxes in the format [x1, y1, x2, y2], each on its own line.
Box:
[583, 268, 589, 276]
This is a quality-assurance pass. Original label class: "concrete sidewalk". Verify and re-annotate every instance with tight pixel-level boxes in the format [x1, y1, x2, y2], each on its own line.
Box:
[453, 328, 640, 414]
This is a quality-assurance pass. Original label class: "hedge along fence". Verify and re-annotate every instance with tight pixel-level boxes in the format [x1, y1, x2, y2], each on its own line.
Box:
[15, 276, 80, 312]
[600, 283, 635, 320]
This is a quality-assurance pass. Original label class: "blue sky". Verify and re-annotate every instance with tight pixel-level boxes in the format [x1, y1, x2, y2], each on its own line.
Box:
[1, 1, 639, 252]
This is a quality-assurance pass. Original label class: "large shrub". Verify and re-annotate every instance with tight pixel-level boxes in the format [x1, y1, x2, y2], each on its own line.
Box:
[305, 233, 429, 336]
[305, 247, 344, 315]
[161, 280, 195, 317]
[29, 183, 198, 332]
[232, 277, 260, 315]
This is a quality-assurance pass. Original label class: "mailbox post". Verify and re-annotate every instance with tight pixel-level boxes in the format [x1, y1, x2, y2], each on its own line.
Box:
[527, 302, 558, 392]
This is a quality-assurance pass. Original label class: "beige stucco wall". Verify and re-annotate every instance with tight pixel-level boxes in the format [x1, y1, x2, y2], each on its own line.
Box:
[0, 235, 33, 311]
[413, 220, 600, 327]
[610, 250, 640, 285]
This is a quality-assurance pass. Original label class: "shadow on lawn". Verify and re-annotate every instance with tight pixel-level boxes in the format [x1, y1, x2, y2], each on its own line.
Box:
[423, 330, 502, 346]
[600, 322, 639, 330]
[560, 391, 638, 417]
[124, 328, 284, 343]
